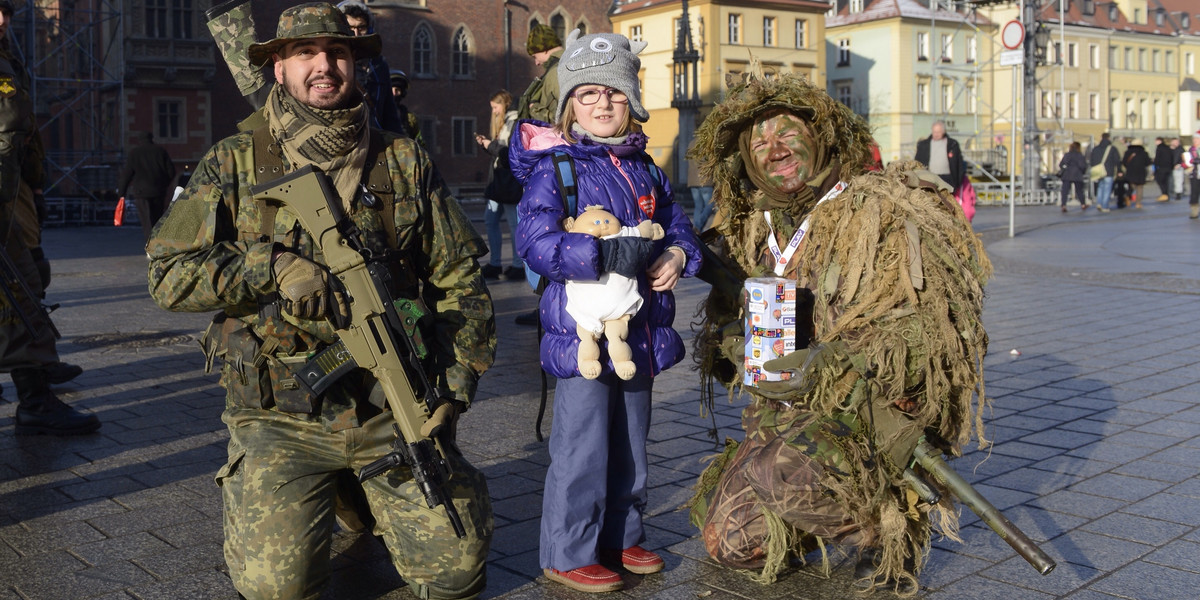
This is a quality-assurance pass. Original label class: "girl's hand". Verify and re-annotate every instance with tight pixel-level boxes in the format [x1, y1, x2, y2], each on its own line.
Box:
[475, 134, 490, 148]
[647, 247, 685, 292]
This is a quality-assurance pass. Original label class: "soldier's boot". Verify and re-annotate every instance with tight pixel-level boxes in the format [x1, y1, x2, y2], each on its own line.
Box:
[13, 368, 100, 435]
[852, 547, 917, 595]
[333, 470, 376, 534]
[43, 361, 83, 385]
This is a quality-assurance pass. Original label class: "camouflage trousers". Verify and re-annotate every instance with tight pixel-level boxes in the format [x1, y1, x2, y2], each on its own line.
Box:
[702, 411, 863, 569]
[217, 407, 493, 600]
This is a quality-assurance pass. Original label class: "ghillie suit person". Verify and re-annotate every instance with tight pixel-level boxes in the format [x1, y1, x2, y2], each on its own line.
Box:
[686, 72, 992, 595]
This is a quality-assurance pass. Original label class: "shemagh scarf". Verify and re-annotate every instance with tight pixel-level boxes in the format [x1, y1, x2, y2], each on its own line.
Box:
[264, 82, 370, 211]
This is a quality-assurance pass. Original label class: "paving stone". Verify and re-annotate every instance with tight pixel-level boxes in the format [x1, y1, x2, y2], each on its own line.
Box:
[1065, 441, 1160, 464]
[71, 531, 174, 566]
[1120, 493, 1200, 526]
[14, 561, 154, 600]
[1047, 529, 1154, 571]
[131, 542, 226, 580]
[1027, 489, 1126, 520]
[1087, 560, 1200, 600]
[127, 568, 239, 600]
[922, 573, 1055, 600]
[0, 520, 108, 556]
[1111, 459, 1200, 483]
[1018, 429, 1102, 450]
[979, 553, 1102, 596]
[1081, 512, 1191, 546]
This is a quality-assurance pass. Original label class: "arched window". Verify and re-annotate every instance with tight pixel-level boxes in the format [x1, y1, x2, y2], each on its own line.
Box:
[550, 13, 567, 43]
[451, 26, 473, 78]
[412, 24, 434, 77]
[575, 20, 587, 36]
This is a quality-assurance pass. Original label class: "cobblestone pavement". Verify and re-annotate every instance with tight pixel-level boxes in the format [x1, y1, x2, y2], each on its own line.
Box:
[3, 192, 1200, 599]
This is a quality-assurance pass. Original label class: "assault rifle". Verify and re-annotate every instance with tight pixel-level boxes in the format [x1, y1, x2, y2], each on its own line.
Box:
[249, 165, 465, 538]
[0, 244, 59, 340]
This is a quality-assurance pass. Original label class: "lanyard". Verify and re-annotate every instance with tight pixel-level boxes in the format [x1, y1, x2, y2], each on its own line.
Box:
[763, 181, 847, 276]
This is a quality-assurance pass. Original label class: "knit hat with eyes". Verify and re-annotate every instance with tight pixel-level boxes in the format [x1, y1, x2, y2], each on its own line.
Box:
[555, 29, 649, 123]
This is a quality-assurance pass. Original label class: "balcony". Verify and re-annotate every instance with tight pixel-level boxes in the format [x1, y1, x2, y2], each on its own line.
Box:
[126, 37, 213, 66]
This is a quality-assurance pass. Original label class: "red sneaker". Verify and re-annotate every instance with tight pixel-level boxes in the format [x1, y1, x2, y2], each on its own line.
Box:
[621, 545, 665, 574]
[543, 564, 623, 593]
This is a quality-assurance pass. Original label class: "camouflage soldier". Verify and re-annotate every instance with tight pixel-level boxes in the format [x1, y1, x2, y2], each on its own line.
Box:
[147, 4, 496, 599]
[686, 73, 991, 595]
[516, 24, 562, 123]
[0, 0, 94, 434]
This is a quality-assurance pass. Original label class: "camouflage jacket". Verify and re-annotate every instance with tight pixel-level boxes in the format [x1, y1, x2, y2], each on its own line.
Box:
[147, 129, 496, 429]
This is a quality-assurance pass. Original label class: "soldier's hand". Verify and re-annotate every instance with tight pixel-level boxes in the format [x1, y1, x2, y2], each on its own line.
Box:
[754, 341, 851, 400]
[420, 399, 464, 440]
[273, 252, 351, 324]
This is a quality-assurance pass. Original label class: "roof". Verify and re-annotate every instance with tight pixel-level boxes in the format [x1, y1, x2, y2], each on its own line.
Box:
[826, 0, 993, 28]
[1036, 0, 1200, 37]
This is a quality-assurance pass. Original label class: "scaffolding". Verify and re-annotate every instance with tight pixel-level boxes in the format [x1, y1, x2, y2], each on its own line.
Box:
[13, 0, 124, 224]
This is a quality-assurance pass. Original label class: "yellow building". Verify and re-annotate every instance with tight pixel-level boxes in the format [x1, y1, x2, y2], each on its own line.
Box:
[610, 0, 830, 185]
[826, 0, 996, 165]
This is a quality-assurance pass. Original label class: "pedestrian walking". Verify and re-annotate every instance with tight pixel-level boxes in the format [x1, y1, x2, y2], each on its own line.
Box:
[146, 4, 496, 598]
[1059, 142, 1089, 212]
[1153, 136, 1174, 202]
[1184, 131, 1200, 219]
[1120, 138, 1151, 209]
[1089, 132, 1120, 212]
[511, 29, 701, 594]
[475, 89, 523, 281]
[117, 130, 175, 241]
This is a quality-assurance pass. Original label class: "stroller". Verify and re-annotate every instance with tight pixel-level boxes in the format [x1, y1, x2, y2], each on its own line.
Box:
[1112, 177, 1131, 209]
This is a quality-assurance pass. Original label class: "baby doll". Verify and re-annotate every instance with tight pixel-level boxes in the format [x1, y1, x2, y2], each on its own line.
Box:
[563, 205, 664, 380]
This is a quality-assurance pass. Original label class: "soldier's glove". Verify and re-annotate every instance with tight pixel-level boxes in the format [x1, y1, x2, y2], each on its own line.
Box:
[599, 236, 655, 278]
[420, 399, 465, 440]
[754, 341, 851, 401]
[272, 252, 351, 325]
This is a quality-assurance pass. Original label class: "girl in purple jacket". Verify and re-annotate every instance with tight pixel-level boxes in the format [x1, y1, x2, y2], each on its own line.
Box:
[510, 29, 702, 593]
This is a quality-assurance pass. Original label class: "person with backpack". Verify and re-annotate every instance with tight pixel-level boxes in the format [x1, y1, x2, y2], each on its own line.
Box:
[510, 29, 702, 593]
[1089, 132, 1120, 212]
[1183, 131, 1200, 219]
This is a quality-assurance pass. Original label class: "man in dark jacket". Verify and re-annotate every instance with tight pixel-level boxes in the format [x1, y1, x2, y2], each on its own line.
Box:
[118, 131, 175, 241]
[1152, 137, 1174, 202]
[1089, 132, 1121, 211]
[337, 1, 405, 135]
[914, 121, 964, 194]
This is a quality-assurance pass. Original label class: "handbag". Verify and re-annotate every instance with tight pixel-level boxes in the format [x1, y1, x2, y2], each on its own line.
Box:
[113, 196, 126, 226]
[484, 148, 524, 205]
[1089, 146, 1111, 181]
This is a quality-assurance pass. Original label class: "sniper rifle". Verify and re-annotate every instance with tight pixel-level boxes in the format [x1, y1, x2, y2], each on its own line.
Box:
[249, 165, 466, 538]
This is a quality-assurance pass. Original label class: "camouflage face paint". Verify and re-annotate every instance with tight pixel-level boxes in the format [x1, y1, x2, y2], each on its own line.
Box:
[749, 112, 815, 195]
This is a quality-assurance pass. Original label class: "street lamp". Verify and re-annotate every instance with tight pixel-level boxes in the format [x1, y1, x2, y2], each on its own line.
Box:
[1128, 111, 1137, 129]
[1033, 23, 1052, 65]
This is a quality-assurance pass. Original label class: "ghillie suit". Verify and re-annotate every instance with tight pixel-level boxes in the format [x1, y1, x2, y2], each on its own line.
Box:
[686, 74, 992, 595]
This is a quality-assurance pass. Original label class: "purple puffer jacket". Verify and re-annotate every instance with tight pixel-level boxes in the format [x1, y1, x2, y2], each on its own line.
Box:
[510, 120, 702, 379]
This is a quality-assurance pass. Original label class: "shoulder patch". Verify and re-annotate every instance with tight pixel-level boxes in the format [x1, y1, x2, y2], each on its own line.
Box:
[0, 77, 16, 98]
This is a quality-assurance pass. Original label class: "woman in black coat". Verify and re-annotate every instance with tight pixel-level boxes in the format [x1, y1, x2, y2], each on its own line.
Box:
[1121, 139, 1152, 209]
[1059, 141, 1089, 212]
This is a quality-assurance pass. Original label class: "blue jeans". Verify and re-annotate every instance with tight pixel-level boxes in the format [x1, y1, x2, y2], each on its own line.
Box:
[484, 200, 522, 268]
[1095, 176, 1114, 210]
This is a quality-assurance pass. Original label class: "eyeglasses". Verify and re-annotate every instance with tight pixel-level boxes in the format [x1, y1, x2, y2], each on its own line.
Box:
[570, 88, 629, 106]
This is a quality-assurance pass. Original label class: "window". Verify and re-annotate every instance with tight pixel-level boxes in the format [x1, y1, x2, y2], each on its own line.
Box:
[1110, 97, 1119, 127]
[1134, 8, 1141, 24]
[838, 38, 851, 66]
[1050, 42, 1061, 64]
[1108, 5, 1118, 21]
[763, 17, 775, 46]
[1156, 9, 1165, 27]
[1139, 98, 1147, 127]
[450, 27, 472, 78]
[550, 13, 566, 44]
[146, 0, 167, 38]
[451, 117, 476, 156]
[1090, 44, 1100, 69]
[1055, 92, 1063, 118]
[630, 25, 642, 42]
[1196, 101, 1200, 121]
[917, 82, 928, 113]
[1089, 93, 1099, 120]
[1083, 0, 1095, 15]
[1138, 48, 1146, 71]
[1153, 49, 1161, 72]
[966, 36, 976, 63]
[1184, 15, 1191, 29]
[1167, 99, 1175, 128]
[1189, 53, 1196, 75]
[967, 86, 977, 113]
[837, 83, 852, 108]
[941, 34, 952, 62]
[1124, 47, 1132, 70]
[849, 0, 863, 13]
[412, 24, 434, 76]
[1040, 91, 1051, 118]
[576, 21, 588, 35]
[942, 83, 952, 112]
[1067, 42, 1077, 67]
[172, 0, 193, 38]
[917, 32, 928, 61]
[418, 117, 437, 152]
[794, 19, 806, 49]
[1068, 92, 1077, 119]
[155, 99, 182, 142]
[1167, 51, 1175, 73]
[728, 13, 741, 44]
[1153, 98, 1161, 128]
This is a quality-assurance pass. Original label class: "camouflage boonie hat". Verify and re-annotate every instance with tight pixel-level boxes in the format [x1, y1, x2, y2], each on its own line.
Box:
[526, 24, 561, 55]
[248, 2, 381, 67]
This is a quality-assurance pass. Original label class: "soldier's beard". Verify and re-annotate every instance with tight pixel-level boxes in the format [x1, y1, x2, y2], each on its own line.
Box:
[280, 70, 357, 111]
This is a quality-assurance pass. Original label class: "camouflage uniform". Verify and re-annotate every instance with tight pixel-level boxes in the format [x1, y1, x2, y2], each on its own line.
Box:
[147, 96, 497, 600]
[517, 25, 562, 123]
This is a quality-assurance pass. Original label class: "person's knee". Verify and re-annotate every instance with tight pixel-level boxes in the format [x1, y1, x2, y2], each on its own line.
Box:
[411, 565, 486, 600]
[232, 565, 323, 600]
